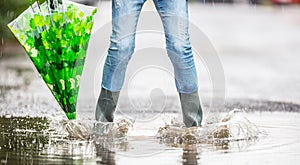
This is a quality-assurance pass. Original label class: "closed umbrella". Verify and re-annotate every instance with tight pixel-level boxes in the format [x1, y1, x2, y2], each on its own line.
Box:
[8, 0, 97, 120]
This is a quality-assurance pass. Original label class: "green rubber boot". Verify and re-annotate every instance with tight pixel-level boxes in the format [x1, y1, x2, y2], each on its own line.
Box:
[179, 91, 203, 127]
[95, 88, 120, 122]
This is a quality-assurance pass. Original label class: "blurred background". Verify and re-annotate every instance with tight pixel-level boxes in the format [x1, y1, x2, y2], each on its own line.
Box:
[1, 0, 299, 43]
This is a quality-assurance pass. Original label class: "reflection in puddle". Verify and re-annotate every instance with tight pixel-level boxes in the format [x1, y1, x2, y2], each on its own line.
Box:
[0, 116, 132, 164]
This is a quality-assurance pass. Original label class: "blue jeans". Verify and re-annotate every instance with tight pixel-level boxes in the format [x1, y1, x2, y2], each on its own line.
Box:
[101, 0, 198, 94]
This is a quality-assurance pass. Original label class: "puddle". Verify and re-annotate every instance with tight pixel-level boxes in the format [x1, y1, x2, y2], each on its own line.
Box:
[0, 109, 299, 164]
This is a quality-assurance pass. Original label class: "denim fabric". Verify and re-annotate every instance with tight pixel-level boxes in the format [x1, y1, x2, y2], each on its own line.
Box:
[101, 0, 198, 94]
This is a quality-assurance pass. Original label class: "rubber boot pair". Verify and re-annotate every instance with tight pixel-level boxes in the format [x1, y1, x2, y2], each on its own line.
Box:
[95, 88, 203, 127]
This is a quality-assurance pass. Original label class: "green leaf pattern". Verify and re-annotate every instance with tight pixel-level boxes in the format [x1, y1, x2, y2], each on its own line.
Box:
[8, 4, 97, 120]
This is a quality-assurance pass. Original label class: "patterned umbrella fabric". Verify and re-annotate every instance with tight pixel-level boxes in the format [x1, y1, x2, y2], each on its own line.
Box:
[8, 0, 97, 120]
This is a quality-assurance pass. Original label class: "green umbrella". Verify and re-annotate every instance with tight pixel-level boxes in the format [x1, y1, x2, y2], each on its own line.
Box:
[7, 0, 97, 120]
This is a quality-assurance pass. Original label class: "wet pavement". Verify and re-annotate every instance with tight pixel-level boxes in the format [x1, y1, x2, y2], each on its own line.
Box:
[1, 2, 300, 165]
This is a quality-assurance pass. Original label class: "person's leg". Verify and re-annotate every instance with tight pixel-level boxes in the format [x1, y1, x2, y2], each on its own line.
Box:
[96, 0, 146, 122]
[153, 0, 203, 127]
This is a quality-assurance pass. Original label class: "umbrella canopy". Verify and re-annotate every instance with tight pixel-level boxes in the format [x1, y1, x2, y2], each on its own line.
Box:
[8, 0, 97, 120]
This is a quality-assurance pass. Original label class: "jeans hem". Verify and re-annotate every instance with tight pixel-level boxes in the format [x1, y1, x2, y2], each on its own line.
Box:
[101, 84, 122, 92]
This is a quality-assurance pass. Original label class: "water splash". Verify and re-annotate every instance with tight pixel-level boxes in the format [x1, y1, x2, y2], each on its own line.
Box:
[157, 109, 264, 147]
[48, 118, 133, 140]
